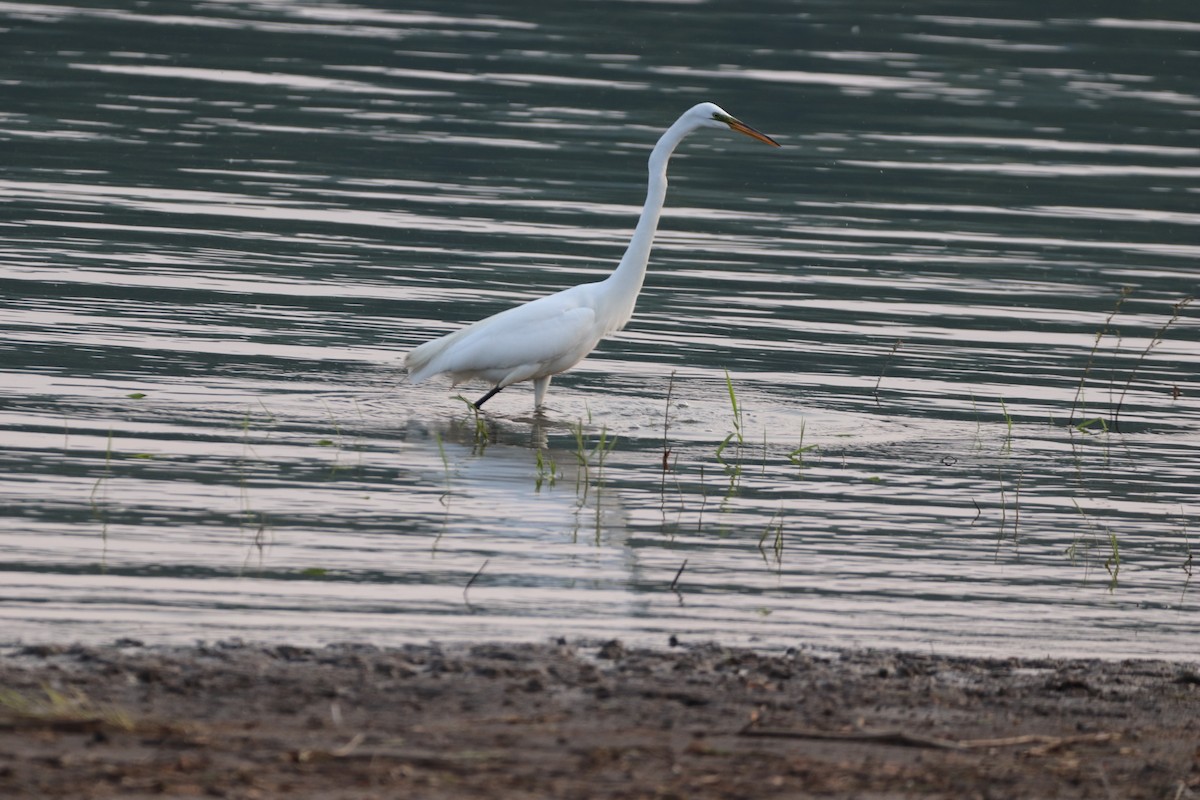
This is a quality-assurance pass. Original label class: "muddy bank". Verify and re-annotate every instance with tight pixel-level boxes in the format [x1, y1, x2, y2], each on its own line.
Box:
[1, 638, 1198, 799]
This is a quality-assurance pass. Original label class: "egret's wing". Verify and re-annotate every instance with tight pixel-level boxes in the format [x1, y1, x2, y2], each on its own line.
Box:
[406, 286, 600, 385]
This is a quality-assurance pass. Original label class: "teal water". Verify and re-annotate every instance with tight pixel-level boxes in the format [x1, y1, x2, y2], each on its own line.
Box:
[1, 1, 1198, 658]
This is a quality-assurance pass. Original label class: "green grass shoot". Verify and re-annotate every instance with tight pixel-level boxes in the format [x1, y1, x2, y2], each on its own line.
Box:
[535, 448, 558, 490]
[715, 371, 746, 495]
[569, 419, 618, 505]
[787, 418, 819, 471]
[1074, 417, 1109, 435]
[724, 369, 744, 447]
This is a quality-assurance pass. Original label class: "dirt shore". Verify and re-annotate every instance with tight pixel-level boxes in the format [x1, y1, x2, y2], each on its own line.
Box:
[1, 638, 1198, 799]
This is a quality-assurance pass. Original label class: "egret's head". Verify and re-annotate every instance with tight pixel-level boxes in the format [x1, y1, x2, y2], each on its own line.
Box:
[691, 102, 780, 147]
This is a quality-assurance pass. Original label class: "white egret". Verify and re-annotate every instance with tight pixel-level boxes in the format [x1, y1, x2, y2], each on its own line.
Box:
[405, 102, 780, 410]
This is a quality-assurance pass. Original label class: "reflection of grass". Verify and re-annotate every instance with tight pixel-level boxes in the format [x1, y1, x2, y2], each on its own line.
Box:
[88, 428, 113, 567]
[1174, 510, 1193, 607]
[758, 507, 784, 566]
[1104, 529, 1120, 588]
[564, 420, 619, 541]
[239, 406, 273, 573]
[455, 395, 491, 452]
[1066, 500, 1119, 591]
[993, 468, 1023, 552]
[434, 430, 452, 503]
[318, 399, 344, 475]
[88, 427, 113, 516]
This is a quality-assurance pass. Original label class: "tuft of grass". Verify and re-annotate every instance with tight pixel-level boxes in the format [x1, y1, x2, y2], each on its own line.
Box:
[0, 686, 135, 732]
[237, 407, 273, 573]
[998, 397, 1013, 450]
[670, 559, 688, 593]
[1112, 295, 1193, 431]
[1066, 500, 1119, 589]
[787, 419, 820, 472]
[758, 507, 785, 565]
[715, 371, 746, 497]
[996, 470, 1008, 550]
[1070, 287, 1131, 425]
[1179, 513, 1193, 607]
[1104, 530, 1120, 590]
[871, 337, 903, 405]
[1073, 417, 1109, 435]
[534, 448, 558, 491]
[454, 395, 491, 452]
[319, 400, 349, 476]
[724, 369, 744, 449]
[1013, 469, 1023, 545]
[992, 468, 1024, 550]
[714, 432, 737, 468]
[969, 391, 982, 451]
[660, 371, 678, 494]
[1070, 291, 1192, 432]
[569, 419, 618, 510]
[89, 428, 113, 562]
[658, 373, 687, 518]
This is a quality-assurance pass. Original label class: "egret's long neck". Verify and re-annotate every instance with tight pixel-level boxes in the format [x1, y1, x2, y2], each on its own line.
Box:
[602, 115, 697, 331]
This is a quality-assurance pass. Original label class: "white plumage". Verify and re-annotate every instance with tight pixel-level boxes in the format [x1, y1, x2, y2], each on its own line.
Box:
[405, 102, 779, 411]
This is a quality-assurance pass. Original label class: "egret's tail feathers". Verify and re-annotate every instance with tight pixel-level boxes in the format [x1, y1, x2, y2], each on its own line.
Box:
[405, 325, 474, 384]
[404, 342, 438, 384]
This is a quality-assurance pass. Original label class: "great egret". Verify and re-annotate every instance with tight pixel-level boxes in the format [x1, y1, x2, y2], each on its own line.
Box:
[405, 102, 780, 410]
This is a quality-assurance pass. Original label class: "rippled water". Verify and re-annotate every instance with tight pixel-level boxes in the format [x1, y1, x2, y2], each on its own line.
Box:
[2, 1, 1198, 659]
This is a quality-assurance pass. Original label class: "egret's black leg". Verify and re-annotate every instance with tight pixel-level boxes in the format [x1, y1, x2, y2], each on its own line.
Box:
[474, 385, 503, 409]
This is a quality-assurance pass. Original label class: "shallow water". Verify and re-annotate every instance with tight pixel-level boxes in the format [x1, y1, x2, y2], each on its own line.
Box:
[2, 1, 1198, 659]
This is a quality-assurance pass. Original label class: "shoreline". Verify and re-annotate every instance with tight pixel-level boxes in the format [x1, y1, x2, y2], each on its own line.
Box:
[3, 638, 1199, 798]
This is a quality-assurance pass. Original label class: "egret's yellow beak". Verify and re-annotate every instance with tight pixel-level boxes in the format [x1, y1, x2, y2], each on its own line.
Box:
[720, 114, 781, 147]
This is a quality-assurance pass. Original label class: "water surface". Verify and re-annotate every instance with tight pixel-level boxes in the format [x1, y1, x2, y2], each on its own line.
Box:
[2, 0, 1198, 659]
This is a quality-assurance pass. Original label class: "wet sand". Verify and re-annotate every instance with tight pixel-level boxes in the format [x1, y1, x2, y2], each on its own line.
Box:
[1, 638, 1198, 798]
